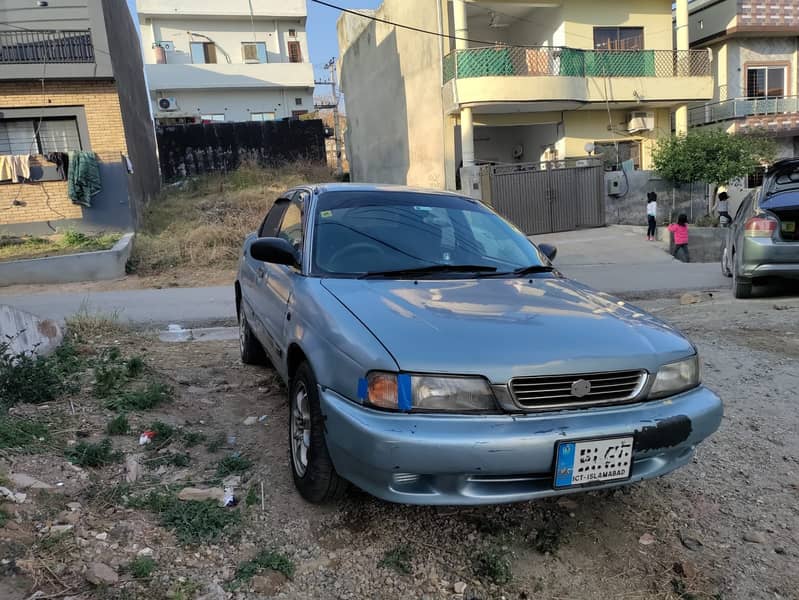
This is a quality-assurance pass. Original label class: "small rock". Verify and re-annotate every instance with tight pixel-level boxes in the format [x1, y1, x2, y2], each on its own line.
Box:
[196, 582, 227, 600]
[66, 502, 82, 511]
[680, 533, 703, 551]
[743, 531, 767, 544]
[243, 416, 258, 426]
[251, 571, 287, 595]
[178, 487, 225, 503]
[0, 487, 26, 504]
[680, 291, 713, 305]
[9, 473, 52, 490]
[57, 511, 80, 526]
[85, 562, 118, 586]
[50, 524, 74, 534]
[557, 497, 578, 510]
[95, 533, 108, 541]
[638, 532, 656, 546]
[454, 582, 467, 594]
[775, 547, 786, 555]
[137, 547, 154, 557]
[125, 454, 142, 484]
[673, 560, 698, 580]
[222, 475, 241, 488]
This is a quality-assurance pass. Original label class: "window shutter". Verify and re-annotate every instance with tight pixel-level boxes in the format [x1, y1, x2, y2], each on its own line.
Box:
[205, 43, 217, 64]
[242, 43, 258, 62]
[288, 41, 302, 63]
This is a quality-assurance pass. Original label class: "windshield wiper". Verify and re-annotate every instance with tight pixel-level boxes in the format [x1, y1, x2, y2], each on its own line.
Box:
[358, 264, 497, 279]
[511, 264, 555, 277]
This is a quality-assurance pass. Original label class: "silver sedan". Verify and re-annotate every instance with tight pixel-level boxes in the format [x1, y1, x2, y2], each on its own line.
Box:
[235, 184, 722, 505]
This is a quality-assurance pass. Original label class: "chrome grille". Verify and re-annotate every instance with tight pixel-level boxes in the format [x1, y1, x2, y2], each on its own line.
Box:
[510, 370, 646, 410]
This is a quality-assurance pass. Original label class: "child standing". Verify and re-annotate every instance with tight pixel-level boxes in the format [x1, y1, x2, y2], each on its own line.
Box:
[668, 214, 690, 262]
[646, 192, 658, 241]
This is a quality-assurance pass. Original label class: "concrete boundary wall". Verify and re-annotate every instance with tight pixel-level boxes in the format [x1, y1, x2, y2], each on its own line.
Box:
[0, 233, 134, 286]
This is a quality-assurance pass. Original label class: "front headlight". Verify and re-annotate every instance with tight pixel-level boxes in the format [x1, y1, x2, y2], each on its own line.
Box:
[649, 356, 700, 399]
[363, 372, 498, 413]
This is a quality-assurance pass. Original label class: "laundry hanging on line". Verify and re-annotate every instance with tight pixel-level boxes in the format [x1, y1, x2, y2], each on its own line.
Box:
[0, 155, 31, 182]
[67, 151, 102, 207]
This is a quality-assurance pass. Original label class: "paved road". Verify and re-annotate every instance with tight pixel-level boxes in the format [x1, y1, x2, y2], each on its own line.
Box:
[0, 226, 729, 327]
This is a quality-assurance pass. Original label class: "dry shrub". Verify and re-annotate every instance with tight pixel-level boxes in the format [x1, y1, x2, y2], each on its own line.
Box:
[129, 161, 334, 275]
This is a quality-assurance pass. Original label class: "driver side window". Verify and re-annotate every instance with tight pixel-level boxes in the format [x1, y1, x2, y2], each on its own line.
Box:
[278, 202, 304, 255]
[258, 200, 289, 237]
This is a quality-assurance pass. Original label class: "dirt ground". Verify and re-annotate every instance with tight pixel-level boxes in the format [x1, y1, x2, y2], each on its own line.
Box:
[0, 290, 797, 600]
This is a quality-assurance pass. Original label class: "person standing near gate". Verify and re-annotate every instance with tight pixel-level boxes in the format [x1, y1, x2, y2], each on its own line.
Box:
[717, 191, 732, 226]
[646, 191, 658, 241]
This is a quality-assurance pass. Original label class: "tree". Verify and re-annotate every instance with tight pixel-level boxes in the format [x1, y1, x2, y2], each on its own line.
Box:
[652, 130, 776, 188]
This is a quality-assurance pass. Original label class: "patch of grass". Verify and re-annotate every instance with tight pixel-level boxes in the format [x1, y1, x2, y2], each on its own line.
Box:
[0, 231, 120, 262]
[181, 430, 206, 447]
[532, 515, 564, 555]
[126, 556, 157, 579]
[148, 420, 176, 444]
[472, 547, 512, 585]
[378, 545, 413, 575]
[0, 508, 9, 527]
[216, 454, 252, 477]
[65, 439, 122, 468]
[125, 356, 146, 378]
[0, 417, 49, 449]
[127, 490, 239, 544]
[0, 338, 82, 410]
[229, 549, 295, 589]
[245, 485, 259, 507]
[106, 414, 130, 436]
[129, 162, 333, 277]
[106, 381, 173, 411]
[168, 580, 203, 600]
[65, 303, 125, 340]
[146, 452, 190, 469]
[205, 434, 225, 453]
[85, 480, 132, 507]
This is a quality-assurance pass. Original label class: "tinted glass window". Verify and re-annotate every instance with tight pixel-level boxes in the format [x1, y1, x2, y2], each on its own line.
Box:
[258, 200, 288, 237]
[312, 191, 545, 276]
[278, 203, 303, 253]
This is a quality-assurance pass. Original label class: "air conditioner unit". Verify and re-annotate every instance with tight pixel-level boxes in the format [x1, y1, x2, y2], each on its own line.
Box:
[606, 171, 625, 196]
[158, 97, 179, 112]
[628, 111, 655, 133]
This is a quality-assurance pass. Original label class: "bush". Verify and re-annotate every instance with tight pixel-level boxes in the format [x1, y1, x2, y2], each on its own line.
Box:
[127, 556, 157, 578]
[230, 549, 295, 589]
[216, 454, 252, 477]
[0, 417, 49, 449]
[0, 339, 81, 409]
[106, 414, 130, 436]
[65, 439, 123, 468]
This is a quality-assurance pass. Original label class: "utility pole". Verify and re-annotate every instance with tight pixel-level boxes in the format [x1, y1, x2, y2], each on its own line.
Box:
[317, 57, 343, 177]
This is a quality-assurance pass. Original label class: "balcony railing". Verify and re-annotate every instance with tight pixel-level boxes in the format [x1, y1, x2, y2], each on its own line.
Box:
[442, 46, 711, 83]
[688, 96, 799, 127]
[0, 30, 94, 64]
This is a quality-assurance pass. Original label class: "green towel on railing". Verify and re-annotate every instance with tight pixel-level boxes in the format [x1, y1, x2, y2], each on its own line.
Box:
[67, 151, 101, 207]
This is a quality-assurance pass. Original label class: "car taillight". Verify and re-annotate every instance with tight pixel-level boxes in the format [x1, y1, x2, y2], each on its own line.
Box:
[744, 216, 777, 238]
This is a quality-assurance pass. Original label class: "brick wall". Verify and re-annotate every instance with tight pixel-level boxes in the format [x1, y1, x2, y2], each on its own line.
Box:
[737, 0, 799, 28]
[0, 80, 128, 226]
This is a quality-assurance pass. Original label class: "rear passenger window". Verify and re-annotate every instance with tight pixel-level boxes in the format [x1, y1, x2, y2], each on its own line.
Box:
[278, 203, 304, 254]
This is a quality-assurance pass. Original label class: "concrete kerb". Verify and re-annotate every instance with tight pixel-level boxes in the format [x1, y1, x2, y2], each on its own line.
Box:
[668, 227, 726, 263]
[0, 232, 134, 286]
[0, 304, 63, 356]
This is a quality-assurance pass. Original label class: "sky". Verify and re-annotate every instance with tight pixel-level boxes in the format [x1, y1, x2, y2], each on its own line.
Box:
[305, 0, 383, 81]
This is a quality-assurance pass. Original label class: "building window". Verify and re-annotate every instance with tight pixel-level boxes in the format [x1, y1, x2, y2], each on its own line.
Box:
[0, 117, 81, 155]
[748, 167, 765, 188]
[242, 42, 267, 64]
[200, 114, 225, 123]
[295, 97, 303, 106]
[288, 29, 296, 38]
[593, 27, 644, 51]
[287, 41, 302, 63]
[251, 112, 276, 121]
[594, 140, 641, 171]
[746, 66, 786, 98]
[190, 41, 217, 64]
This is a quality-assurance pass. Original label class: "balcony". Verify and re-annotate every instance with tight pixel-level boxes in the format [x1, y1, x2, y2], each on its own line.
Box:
[0, 30, 94, 64]
[145, 62, 314, 91]
[136, 0, 306, 18]
[689, 96, 799, 135]
[441, 46, 713, 113]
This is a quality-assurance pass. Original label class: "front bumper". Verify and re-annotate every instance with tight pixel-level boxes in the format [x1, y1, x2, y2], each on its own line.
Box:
[319, 386, 722, 505]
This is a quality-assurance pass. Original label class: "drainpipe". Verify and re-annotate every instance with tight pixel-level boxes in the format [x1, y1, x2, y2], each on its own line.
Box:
[453, 1, 475, 166]
[674, 0, 690, 135]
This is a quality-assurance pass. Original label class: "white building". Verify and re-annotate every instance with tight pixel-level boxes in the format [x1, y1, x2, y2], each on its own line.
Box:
[136, 0, 314, 124]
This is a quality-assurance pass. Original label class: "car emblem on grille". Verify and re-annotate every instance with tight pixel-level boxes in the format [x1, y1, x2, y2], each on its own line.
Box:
[571, 379, 591, 398]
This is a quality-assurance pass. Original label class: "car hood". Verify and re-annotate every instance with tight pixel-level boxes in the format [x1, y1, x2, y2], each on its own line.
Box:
[321, 276, 694, 382]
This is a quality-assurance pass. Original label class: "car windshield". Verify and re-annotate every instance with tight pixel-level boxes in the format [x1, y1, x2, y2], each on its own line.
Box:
[312, 190, 546, 277]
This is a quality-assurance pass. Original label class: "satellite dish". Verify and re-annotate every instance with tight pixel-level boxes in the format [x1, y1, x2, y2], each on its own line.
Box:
[584, 142, 595, 155]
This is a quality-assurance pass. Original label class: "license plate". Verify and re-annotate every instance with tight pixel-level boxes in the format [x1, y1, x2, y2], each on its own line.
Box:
[781, 221, 796, 233]
[554, 436, 634, 489]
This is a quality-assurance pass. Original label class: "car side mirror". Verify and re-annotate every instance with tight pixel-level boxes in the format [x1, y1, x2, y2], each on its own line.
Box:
[538, 243, 557, 262]
[250, 237, 299, 267]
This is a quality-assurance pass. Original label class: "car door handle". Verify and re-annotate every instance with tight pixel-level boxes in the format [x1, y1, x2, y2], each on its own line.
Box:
[256, 266, 266, 279]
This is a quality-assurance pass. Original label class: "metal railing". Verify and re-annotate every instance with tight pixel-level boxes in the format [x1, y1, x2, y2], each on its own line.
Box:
[442, 46, 711, 82]
[688, 96, 799, 127]
[0, 30, 94, 64]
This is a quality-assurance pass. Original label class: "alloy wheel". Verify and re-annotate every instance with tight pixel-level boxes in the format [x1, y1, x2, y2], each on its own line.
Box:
[291, 382, 311, 477]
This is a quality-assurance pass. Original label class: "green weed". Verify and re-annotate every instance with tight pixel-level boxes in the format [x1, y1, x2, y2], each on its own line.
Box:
[472, 547, 512, 585]
[229, 549, 295, 588]
[216, 454, 252, 477]
[0, 339, 82, 409]
[126, 556, 156, 578]
[378, 545, 413, 575]
[148, 420, 176, 445]
[0, 508, 9, 527]
[65, 439, 122, 468]
[182, 430, 206, 447]
[146, 452, 190, 469]
[0, 417, 49, 449]
[205, 434, 225, 453]
[106, 414, 130, 436]
[245, 485, 259, 507]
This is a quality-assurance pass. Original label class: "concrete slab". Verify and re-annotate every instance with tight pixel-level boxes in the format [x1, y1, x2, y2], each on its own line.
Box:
[158, 326, 238, 343]
[0, 304, 63, 356]
[0, 232, 134, 286]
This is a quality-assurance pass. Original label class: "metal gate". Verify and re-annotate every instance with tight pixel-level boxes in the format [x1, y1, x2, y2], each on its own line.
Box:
[486, 160, 605, 235]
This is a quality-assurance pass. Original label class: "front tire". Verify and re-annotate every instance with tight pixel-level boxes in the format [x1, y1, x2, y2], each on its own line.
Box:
[239, 310, 267, 365]
[289, 362, 347, 503]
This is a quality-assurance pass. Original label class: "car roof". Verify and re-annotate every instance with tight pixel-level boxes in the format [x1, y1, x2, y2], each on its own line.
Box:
[294, 182, 469, 198]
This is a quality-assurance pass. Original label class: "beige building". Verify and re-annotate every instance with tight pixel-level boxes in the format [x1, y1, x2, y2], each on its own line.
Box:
[137, 0, 315, 124]
[687, 0, 799, 174]
[338, 0, 713, 190]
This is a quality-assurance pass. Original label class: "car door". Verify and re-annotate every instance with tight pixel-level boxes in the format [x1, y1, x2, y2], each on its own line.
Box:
[731, 194, 754, 259]
[259, 193, 307, 363]
[241, 198, 290, 345]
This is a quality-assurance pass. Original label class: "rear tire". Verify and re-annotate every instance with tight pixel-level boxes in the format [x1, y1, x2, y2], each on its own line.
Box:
[732, 262, 752, 299]
[239, 310, 268, 365]
[289, 362, 347, 504]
